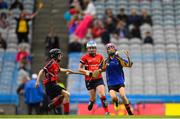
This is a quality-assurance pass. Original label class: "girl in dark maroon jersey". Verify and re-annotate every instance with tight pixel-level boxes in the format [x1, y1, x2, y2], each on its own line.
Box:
[35, 48, 74, 114]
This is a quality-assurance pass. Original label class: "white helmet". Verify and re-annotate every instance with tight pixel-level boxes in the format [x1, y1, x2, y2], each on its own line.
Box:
[86, 40, 97, 48]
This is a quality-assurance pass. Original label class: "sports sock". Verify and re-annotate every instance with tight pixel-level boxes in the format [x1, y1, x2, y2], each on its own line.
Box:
[49, 95, 64, 109]
[125, 104, 133, 115]
[63, 102, 70, 114]
[100, 96, 109, 113]
[112, 98, 119, 106]
[88, 100, 95, 111]
[112, 97, 119, 110]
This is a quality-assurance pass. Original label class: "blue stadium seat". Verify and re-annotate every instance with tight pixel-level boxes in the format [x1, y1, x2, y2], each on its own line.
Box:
[67, 0, 180, 99]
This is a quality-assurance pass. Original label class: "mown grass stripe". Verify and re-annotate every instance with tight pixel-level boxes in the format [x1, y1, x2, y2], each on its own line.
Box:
[0, 115, 179, 119]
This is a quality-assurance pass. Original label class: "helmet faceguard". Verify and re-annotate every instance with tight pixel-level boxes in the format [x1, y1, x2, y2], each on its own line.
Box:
[106, 43, 117, 56]
[86, 40, 97, 56]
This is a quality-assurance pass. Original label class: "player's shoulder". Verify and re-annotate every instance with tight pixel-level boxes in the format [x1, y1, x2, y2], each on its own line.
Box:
[45, 59, 57, 67]
[104, 56, 119, 63]
[96, 53, 103, 58]
[46, 59, 53, 65]
[81, 53, 89, 58]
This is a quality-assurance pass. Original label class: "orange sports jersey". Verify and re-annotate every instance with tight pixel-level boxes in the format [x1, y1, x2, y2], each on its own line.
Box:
[80, 53, 103, 80]
[43, 59, 60, 85]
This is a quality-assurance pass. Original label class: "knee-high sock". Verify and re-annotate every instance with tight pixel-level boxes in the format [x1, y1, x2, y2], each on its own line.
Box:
[100, 96, 109, 113]
[52, 95, 64, 108]
[63, 102, 70, 114]
[112, 97, 118, 104]
[125, 104, 133, 115]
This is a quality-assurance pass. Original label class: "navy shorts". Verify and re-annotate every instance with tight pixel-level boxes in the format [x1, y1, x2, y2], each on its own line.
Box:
[45, 82, 65, 100]
[85, 78, 105, 90]
[108, 84, 125, 92]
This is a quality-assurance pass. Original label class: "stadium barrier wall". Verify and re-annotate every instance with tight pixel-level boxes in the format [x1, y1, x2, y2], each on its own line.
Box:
[71, 95, 180, 116]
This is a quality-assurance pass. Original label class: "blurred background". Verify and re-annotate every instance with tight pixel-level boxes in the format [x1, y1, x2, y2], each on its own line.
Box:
[0, 0, 180, 116]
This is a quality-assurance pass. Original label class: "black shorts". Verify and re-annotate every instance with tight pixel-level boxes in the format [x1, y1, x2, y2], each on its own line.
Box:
[45, 82, 65, 100]
[108, 84, 125, 92]
[85, 78, 104, 90]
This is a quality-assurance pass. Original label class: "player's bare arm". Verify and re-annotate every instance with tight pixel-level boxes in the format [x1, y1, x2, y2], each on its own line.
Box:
[90, 60, 106, 78]
[60, 67, 85, 75]
[123, 50, 133, 67]
[35, 69, 44, 87]
[78, 63, 92, 76]
[60, 68, 73, 73]
[118, 50, 133, 68]
[100, 59, 107, 72]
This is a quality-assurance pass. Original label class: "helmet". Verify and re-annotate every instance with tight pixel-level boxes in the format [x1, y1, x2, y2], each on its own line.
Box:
[106, 43, 116, 50]
[86, 40, 97, 48]
[49, 48, 62, 59]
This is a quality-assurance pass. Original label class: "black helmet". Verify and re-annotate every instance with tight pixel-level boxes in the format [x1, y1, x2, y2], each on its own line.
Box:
[49, 48, 62, 59]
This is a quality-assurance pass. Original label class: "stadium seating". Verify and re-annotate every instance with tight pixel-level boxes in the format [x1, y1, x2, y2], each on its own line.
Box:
[67, 53, 88, 95]
[67, 0, 180, 103]
[0, 0, 34, 105]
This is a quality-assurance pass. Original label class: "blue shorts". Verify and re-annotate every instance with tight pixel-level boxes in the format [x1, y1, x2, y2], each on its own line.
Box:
[85, 78, 105, 90]
[108, 84, 125, 92]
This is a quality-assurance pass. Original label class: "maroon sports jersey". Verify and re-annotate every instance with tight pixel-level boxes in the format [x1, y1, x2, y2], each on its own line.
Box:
[80, 53, 103, 81]
[43, 59, 60, 85]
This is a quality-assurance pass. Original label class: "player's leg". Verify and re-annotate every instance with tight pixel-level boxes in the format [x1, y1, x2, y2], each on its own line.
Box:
[48, 94, 64, 110]
[85, 80, 96, 111]
[88, 89, 96, 111]
[109, 90, 119, 111]
[47, 84, 64, 111]
[96, 84, 109, 114]
[61, 90, 70, 114]
[119, 87, 133, 115]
